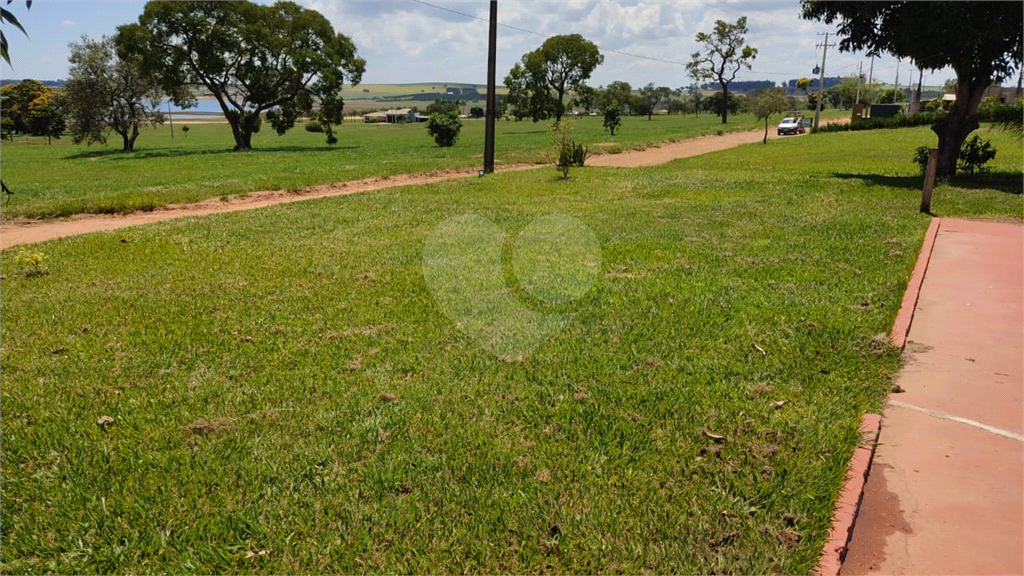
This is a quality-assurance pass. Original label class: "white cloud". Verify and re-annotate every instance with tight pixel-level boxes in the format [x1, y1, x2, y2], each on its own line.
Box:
[61, 19, 76, 27]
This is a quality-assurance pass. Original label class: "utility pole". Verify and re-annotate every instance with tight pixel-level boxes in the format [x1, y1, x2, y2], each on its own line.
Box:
[867, 56, 874, 85]
[812, 32, 834, 131]
[856, 61, 863, 103]
[894, 59, 900, 93]
[914, 67, 923, 105]
[482, 0, 497, 174]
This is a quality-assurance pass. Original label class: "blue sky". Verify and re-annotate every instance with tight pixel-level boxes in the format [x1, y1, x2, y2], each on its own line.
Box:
[2, 0, 962, 90]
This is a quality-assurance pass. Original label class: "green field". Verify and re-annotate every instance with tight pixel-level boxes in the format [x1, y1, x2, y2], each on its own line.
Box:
[0, 111, 847, 221]
[1, 126, 1020, 574]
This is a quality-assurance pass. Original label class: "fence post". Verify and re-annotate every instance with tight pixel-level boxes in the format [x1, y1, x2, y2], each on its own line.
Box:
[920, 148, 938, 214]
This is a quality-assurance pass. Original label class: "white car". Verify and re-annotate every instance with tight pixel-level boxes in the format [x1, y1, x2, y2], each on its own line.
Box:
[777, 117, 805, 136]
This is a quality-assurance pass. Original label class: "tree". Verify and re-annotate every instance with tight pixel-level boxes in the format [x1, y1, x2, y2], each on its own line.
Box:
[573, 84, 599, 114]
[875, 87, 908, 104]
[802, 1, 1023, 178]
[636, 83, 671, 120]
[747, 87, 789, 144]
[469, 106, 484, 119]
[603, 107, 621, 136]
[117, 0, 365, 151]
[503, 34, 603, 123]
[1, 0, 30, 65]
[686, 17, 758, 124]
[666, 99, 687, 114]
[601, 80, 633, 113]
[27, 88, 65, 144]
[63, 35, 164, 151]
[0, 79, 47, 134]
[425, 99, 461, 116]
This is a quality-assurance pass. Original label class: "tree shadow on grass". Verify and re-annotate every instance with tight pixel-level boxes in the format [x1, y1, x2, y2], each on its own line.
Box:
[63, 144, 360, 161]
[832, 171, 1023, 195]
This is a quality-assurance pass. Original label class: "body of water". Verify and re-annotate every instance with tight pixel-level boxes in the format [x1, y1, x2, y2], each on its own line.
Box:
[159, 98, 224, 114]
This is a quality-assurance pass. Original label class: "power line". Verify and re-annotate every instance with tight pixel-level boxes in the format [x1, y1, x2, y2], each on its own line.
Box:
[409, 0, 693, 68]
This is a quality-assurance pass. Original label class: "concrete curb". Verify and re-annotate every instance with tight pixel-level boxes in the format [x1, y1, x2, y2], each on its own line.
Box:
[890, 218, 942, 350]
[813, 413, 882, 576]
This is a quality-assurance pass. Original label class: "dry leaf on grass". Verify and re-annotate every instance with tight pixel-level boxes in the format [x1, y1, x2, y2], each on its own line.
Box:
[96, 415, 115, 427]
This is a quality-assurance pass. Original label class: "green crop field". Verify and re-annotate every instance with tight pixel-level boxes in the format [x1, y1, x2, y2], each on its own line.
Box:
[0, 111, 846, 221]
[1, 126, 1019, 574]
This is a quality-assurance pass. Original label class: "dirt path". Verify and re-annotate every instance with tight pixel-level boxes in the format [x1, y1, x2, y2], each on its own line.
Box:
[0, 119, 849, 249]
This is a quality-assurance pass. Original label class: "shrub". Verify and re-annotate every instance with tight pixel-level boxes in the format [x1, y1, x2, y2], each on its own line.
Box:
[426, 112, 462, 147]
[912, 146, 931, 174]
[958, 135, 997, 177]
[180, 125, 190, 138]
[551, 119, 587, 179]
[602, 107, 621, 136]
[304, 121, 324, 133]
[816, 112, 946, 133]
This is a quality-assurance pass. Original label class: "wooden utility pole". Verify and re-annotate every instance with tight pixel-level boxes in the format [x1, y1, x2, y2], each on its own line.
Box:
[921, 149, 938, 214]
[856, 61, 863, 103]
[812, 32, 834, 131]
[483, 0, 497, 174]
[867, 56, 874, 85]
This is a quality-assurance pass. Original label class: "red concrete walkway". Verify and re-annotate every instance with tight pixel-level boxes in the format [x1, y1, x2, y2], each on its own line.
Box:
[843, 218, 1023, 575]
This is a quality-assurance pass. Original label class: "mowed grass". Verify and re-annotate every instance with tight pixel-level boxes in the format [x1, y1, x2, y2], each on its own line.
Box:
[1, 127, 1020, 574]
[0, 110, 845, 221]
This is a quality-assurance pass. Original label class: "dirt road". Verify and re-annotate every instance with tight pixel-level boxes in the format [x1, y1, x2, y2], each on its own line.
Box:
[0, 121, 841, 249]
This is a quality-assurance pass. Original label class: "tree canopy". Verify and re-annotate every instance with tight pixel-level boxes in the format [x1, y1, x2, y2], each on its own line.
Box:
[801, 1, 1022, 177]
[117, 0, 365, 151]
[64, 35, 164, 151]
[636, 83, 672, 120]
[504, 34, 603, 123]
[746, 87, 789, 143]
[686, 17, 757, 124]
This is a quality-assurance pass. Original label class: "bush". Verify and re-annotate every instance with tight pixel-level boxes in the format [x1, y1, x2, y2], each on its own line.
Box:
[603, 107, 621, 136]
[304, 121, 324, 133]
[426, 112, 462, 147]
[816, 112, 946, 133]
[912, 146, 931, 174]
[551, 119, 587, 179]
[958, 135, 997, 177]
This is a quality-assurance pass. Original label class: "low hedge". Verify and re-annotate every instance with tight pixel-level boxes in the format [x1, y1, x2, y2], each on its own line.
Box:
[815, 102, 1022, 134]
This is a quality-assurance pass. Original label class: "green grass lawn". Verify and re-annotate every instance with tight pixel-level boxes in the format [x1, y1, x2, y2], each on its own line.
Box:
[0, 126, 1020, 574]
[0, 110, 846, 221]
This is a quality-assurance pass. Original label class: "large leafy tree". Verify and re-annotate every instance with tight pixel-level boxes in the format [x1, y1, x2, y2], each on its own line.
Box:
[601, 80, 634, 114]
[636, 83, 672, 120]
[0, 78, 47, 134]
[503, 34, 603, 123]
[117, 0, 365, 151]
[26, 88, 65, 144]
[801, 1, 1023, 178]
[63, 35, 164, 151]
[686, 17, 758, 124]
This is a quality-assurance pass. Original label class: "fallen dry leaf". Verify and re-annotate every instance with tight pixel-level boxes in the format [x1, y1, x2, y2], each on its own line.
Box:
[771, 400, 789, 410]
[245, 549, 271, 560]
[702, 429, 725, 442]
[96, 415, 115, 427]
[752, 342, 766, 355]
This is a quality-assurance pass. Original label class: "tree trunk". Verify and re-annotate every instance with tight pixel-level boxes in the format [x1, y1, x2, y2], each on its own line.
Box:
[932, 77, 988, 178]
[763, 117, 768, 144]
[720, 82, 729, 124]
[117, 126, 139, 151]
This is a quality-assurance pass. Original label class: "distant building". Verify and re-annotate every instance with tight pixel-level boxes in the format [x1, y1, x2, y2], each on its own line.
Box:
[363, 109, 428, 123]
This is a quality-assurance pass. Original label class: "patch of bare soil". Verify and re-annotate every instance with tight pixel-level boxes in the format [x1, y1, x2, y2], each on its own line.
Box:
[0, 117, 854, 248]
[0, 164, 538, 249]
